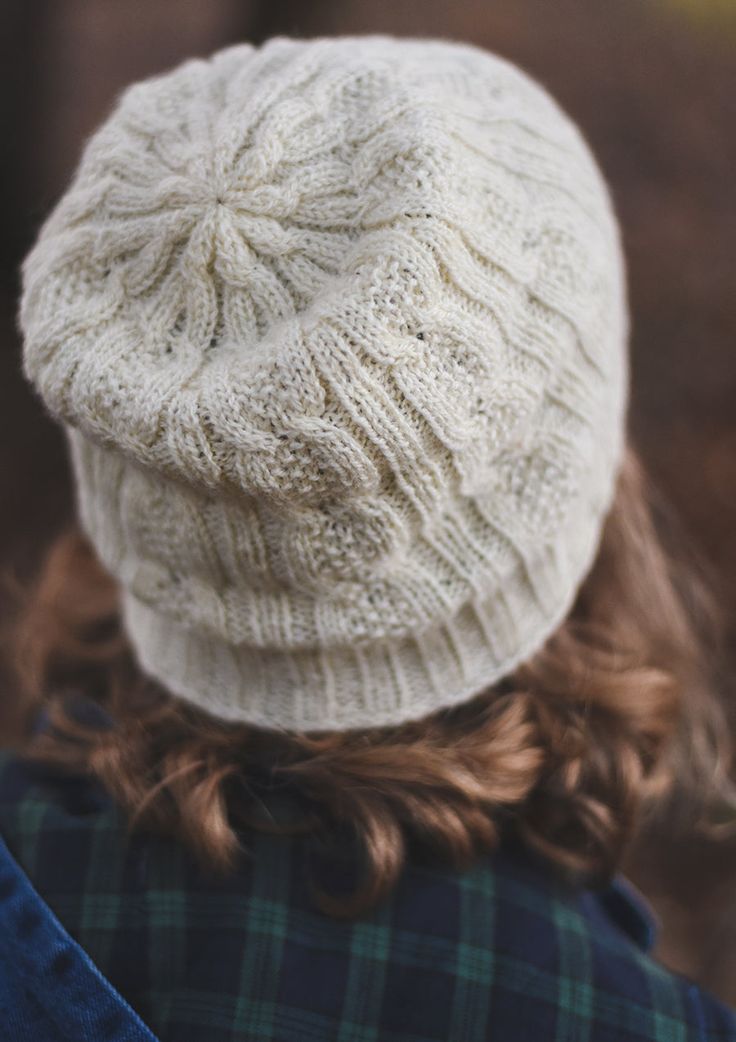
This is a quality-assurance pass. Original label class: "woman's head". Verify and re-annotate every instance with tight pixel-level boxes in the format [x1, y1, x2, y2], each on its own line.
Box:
[13, 37, 729, 915]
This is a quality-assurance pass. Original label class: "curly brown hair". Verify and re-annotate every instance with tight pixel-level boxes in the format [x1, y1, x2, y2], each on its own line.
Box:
[2, 448, 732, 916]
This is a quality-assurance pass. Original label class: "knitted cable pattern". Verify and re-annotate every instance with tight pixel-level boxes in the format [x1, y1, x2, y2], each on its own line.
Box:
[20, 36, 628, 730]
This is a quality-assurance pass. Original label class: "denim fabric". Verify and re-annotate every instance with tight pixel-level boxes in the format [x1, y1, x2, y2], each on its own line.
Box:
[0, 832, 158, 1042]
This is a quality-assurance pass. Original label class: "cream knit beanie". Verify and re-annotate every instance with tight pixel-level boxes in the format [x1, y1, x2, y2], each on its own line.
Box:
[20, 36, 628, 732]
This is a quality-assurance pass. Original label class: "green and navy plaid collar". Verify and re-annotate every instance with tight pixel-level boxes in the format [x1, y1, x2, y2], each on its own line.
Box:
[1, 748, 734, 1042]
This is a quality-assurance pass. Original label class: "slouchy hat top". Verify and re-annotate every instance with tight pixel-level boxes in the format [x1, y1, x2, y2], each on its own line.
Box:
[20, 35, 629, 731]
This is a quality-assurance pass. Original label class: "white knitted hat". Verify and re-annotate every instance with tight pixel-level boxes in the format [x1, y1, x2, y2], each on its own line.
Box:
[20, 36, 628, 732]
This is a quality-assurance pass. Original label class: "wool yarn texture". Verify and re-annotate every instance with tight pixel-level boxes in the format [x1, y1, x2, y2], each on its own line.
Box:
[20, 36, 629, 731]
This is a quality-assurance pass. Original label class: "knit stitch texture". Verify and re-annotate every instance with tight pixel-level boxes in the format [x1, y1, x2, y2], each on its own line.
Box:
[20, 36, 629, 731]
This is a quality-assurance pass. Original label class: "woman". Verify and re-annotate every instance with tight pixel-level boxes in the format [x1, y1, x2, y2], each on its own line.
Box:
[2, 35, 735, 1041]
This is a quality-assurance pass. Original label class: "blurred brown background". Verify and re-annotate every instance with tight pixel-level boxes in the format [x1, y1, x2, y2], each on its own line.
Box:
[1, 0, 735, 1003]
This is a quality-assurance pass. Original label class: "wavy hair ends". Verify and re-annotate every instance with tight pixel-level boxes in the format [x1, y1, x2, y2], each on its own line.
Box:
[3, 448, 733, 917]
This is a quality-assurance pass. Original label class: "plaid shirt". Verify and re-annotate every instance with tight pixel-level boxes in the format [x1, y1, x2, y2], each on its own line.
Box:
[1, 748, 734, 1042]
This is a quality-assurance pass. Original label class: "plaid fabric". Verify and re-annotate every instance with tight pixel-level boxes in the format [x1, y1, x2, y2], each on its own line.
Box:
[0, 748, 734, 1042]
